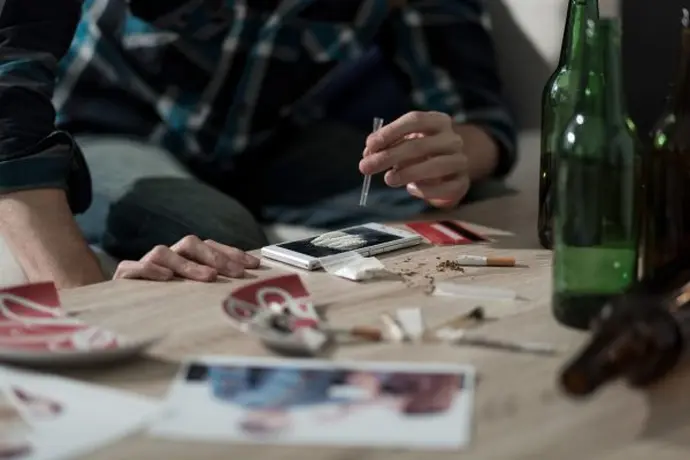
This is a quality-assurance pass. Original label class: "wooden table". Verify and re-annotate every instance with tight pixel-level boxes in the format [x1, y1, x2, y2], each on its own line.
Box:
[57, 133, 690, 460]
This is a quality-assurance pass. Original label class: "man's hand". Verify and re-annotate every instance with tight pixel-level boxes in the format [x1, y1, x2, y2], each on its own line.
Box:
[113, 235, 261, 282]
[359, 111, 499, 209]
[0, 189, 105, 288]
[359, 111, 469, 209]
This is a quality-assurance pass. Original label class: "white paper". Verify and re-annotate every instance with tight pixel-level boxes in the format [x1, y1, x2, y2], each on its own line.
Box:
[150, 356, 476, 450]
[0, 366, 160, 460]
[319, 252, 386, 281]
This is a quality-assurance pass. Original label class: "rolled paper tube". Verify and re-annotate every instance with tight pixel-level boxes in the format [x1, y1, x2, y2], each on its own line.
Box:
[456, 255, 516, 267]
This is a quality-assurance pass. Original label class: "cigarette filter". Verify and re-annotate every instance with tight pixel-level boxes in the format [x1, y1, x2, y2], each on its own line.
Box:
[456, 255, 516, 267]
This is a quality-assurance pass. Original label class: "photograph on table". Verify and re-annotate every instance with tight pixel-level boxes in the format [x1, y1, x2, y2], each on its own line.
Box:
[0, 366, 159, 460]
[150, 356, 476, 450]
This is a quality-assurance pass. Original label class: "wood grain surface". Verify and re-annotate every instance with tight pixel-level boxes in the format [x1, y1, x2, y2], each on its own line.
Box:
[52, 133, 690, 460]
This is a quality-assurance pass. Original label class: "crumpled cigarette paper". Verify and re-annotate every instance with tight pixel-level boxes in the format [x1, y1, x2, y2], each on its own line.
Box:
[319, 252, 387, 281]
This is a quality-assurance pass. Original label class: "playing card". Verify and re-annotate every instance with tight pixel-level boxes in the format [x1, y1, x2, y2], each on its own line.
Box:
[0, 365, 160, 460]
[150, 356, 475, 450]
[405, 220, 489, 246]
[222, 275, 320, 330]
[0, 282, 158, 365]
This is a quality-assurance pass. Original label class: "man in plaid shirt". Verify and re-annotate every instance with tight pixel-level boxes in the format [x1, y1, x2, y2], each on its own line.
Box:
[0, 0, 515, 286]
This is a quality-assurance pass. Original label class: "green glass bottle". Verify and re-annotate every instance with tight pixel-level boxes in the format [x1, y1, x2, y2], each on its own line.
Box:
[552, 17, 642, 330]
[538, 0, 600, 249]
[641, 9, 690, 279]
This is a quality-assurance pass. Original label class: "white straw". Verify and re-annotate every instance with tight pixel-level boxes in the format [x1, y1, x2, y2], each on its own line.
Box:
[359, 117, 384, 206]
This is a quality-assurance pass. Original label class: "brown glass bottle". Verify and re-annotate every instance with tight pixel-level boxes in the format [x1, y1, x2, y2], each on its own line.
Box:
[641, 9, 690, 279]
[560, 257, 690, 398]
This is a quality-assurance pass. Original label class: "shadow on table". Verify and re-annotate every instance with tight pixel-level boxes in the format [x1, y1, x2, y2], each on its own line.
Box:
[55, 356, 181, 389]
[639, 366, 690, 447]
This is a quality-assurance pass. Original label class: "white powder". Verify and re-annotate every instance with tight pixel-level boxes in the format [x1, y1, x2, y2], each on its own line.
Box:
[311, 231, 367, 250]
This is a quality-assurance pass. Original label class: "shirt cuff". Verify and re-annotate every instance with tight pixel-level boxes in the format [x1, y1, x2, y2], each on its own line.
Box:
[0, 131, 92, 214]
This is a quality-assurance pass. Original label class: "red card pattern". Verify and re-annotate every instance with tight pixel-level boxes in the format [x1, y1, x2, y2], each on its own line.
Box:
[223, 274, 319, 329]
[405, 220, 486, 246]
[0, 282, 121, 352]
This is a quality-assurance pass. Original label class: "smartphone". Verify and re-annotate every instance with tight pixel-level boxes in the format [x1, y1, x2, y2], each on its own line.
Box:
[260, 223, 423, 270]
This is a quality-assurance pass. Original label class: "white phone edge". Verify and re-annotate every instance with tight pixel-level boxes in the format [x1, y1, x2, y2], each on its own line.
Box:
[260, 222, 422, 271]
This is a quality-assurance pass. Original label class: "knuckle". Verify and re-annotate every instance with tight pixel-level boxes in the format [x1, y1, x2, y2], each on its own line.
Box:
[179, 234, 201, 250]
[148, 245, 170, 261]
[408, 111, 426, 124]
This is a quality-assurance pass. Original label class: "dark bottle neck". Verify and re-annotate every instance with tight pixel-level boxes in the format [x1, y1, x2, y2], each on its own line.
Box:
[670, 29, 690, 115]
[559, 0, 599, 66]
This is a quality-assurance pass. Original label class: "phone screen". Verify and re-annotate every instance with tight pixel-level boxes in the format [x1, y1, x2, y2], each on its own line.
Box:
[277, 226, 404, 259]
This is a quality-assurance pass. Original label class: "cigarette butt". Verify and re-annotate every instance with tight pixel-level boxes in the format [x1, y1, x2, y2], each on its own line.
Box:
[348, 326, 384, 342]
[457, 255, 516, 267]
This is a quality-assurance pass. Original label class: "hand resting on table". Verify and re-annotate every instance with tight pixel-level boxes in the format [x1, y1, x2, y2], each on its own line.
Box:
[113, 235, 260, 282]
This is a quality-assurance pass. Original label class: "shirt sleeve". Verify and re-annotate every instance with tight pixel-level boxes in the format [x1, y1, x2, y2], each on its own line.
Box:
[379, 0, 517, 178]
[0, 0, 91, 213]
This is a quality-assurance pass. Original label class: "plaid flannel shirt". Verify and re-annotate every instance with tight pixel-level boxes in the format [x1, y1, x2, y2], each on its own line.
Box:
[0, 0, 515, 212]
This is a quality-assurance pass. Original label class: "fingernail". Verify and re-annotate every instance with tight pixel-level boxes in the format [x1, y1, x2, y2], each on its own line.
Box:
[243, 254, 259, 266]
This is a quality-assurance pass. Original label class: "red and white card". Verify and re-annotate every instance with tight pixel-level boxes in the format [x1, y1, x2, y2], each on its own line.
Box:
[222, 274, 320, 330]
[0, 282, 120, 352]
[0, 282, 158, 365]
[405, 220, 489, 246]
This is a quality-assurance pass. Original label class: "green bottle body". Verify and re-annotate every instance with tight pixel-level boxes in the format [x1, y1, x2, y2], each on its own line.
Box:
[641, 27, 690, 279]
[538, 0, 599, 249]
[552, 18, 642, 330]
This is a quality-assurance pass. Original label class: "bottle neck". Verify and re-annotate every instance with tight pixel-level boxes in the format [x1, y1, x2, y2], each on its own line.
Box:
[560, 0, 599, 66]
[670, 30, 690, 115]
[601, 20, 628, 126]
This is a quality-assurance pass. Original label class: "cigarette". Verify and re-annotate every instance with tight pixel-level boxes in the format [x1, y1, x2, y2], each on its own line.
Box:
[457, 255, 516, 267]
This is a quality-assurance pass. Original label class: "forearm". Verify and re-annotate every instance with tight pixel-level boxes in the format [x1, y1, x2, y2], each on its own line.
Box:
[0, 1, 100, 287]
[0, 189, 104, 287]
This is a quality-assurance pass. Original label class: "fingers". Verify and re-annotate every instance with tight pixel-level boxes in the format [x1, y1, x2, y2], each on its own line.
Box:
[360, 131, 459, 175]
[407, 174, 470, 207]
[113, 260, 174, 281]
[384, 153, 467, 187]
[171, 235, 245, 277]
[143, 244, 218, 281]
[204, 239, 261, 268]
[365, 111, 452, 152]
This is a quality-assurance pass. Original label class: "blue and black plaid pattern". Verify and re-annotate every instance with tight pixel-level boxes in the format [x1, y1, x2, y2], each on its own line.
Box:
[0, 0, 516, 202]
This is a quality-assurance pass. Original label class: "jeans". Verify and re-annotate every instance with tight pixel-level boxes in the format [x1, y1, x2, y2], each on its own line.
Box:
[74, 121, 428, 262]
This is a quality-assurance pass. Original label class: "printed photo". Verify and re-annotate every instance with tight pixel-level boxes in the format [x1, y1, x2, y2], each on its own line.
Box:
[150, 356, 475, 449]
